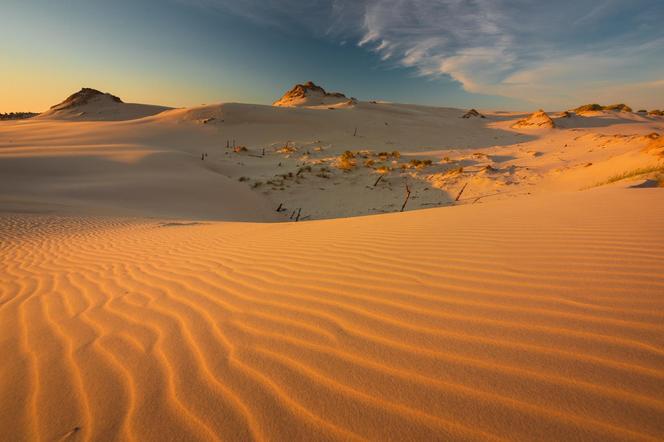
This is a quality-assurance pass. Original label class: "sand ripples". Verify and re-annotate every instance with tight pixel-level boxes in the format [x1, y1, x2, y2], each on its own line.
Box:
[1, 190, 663, 441]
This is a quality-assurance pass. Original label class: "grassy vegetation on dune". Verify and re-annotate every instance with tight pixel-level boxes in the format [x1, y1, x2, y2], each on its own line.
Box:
[588, 164, 664, 188]
[574, 103, 633, 113]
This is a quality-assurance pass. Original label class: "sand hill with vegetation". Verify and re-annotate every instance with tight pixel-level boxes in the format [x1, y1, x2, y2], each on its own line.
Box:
[511, 109, 556, 129]
[273, 81, 357, 108]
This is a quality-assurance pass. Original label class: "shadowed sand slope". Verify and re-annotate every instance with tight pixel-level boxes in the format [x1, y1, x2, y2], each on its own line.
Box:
[1, 188, 664, 441]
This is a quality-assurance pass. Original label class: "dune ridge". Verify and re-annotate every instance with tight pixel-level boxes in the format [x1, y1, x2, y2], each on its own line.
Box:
[1, 188, 663, 441]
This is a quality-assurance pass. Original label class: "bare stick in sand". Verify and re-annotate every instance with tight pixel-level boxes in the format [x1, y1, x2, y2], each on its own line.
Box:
[455, 183, 468, 201]
[353, 127, 358, 137]
[295, 208, 302, 222]
[373, 175, 383, 187]
[400, 183, 411, 212]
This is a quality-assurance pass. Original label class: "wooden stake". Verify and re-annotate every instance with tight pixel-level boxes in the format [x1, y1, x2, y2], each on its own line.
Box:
[455, 183, 468, 201]
[400, 183, 411, 212]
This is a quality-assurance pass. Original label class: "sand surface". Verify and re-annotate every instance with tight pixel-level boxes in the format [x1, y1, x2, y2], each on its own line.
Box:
[1, 97, 664, 440]
[2, 102, 661, 221]
[1, 188, 663, 441]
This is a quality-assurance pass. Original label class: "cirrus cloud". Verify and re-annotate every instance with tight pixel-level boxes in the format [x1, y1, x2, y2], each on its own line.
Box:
[181, 0, 664, 108]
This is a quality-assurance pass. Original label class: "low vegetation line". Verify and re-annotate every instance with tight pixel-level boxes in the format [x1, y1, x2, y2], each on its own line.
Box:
[585, 163, 664, 189]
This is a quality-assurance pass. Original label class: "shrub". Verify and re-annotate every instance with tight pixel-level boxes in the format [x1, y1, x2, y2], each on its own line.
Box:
[604, 103, 632, 112]
[574, 104, 603, 113]
[407, 159, 433, 169]
[574, 103, 633, 113]
[377, 151, 400, 160]
[336, 151, 356, 170]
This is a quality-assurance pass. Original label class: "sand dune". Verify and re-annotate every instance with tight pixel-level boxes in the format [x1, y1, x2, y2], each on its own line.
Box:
[1, 187, 663, 441]
[2, 95, 662, 221]
[2, 87, 663, 440]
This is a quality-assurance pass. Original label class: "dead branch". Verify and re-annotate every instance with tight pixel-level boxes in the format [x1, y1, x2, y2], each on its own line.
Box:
[455, 183, 468, 201]
[295, 208, 302, 222]
[373, 175, 383, 187]
[400, 183, 411, 212]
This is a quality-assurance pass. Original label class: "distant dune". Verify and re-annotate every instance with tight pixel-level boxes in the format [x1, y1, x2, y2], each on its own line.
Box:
[273, 81, 357, 108]
[37, 88, 171, 121]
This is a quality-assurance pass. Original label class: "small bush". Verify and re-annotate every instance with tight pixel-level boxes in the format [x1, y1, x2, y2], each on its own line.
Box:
[238, 176, 249, 182]
[407, 159, 433, 169]
[574, 104, 603, 113]
[233, 146, 248, 153]
[575, 103, 632, 113]
[336, 151, 356, 170]
[277, 144, 296, 154]
[604, 103, 632, 112]
[364, 159, 375, 167]
[296, 165, 312, 176]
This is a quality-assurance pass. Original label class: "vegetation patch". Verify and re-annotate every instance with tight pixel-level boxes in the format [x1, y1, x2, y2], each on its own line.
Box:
[590, 164, 664, 187]
[574, 103, 632, 113]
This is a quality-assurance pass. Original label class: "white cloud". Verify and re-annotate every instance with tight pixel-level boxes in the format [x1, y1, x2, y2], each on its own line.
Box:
[181, 0, 664, 108]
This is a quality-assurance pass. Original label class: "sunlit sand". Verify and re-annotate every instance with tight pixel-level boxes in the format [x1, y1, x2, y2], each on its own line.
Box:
[1, 84, 663, 440]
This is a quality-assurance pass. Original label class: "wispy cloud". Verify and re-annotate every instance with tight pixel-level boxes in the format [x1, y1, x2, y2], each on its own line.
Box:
[181, 0, 664, 107]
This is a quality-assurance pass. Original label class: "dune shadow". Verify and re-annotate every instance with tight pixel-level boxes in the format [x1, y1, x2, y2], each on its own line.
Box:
[630, 179, 662, 188]
[554, 115, 642, 129]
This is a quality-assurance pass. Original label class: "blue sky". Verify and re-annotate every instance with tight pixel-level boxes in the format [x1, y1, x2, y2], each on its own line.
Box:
[1, 0, 663, 112]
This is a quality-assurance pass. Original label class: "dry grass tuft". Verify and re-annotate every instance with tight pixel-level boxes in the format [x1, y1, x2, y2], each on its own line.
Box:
[336, 151, 356, 171]
[591, 164, 664, 187]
